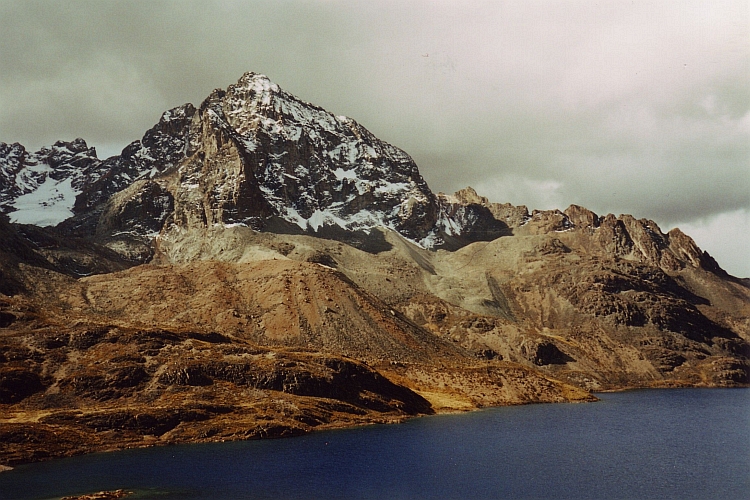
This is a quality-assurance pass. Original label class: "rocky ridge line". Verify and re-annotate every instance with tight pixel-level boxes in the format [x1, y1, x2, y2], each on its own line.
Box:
[0, 70, 747, 469]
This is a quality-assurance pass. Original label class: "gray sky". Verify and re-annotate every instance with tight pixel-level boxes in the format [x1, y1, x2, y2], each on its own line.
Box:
[1, 0, 748, 276]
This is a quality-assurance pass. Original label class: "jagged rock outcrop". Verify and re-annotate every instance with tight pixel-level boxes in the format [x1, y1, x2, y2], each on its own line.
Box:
[75, 104, 196, 216]
[448, 186, 531, 229]
[0, 74, 556, 256]
[439, 196, 724, 277]
[55, 104, 197, 243]
[171, 74, 440, 242]
[0, 70, 748, 469]
[431, 190, 511, 250]
[0, 139, 107, 226]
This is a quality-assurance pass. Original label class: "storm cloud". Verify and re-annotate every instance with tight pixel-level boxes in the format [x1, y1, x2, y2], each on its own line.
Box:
[1, 0, 748, 275]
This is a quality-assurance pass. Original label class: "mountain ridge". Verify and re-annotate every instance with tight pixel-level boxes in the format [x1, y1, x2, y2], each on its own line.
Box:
[0, 72, 739, 280]
[0, 71, 747, 467]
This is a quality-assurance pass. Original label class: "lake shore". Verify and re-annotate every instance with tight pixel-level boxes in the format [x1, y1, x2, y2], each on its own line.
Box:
[1, 389, 747, 500]
[4, 379, 747, 470]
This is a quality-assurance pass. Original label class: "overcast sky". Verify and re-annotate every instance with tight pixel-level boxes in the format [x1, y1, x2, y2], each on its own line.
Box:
[1, 0, 748, 276]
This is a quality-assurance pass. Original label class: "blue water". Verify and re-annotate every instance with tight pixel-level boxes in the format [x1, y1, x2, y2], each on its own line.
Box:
[1, 388, 748, 500]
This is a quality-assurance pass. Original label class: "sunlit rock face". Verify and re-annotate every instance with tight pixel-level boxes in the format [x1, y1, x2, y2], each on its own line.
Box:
[0, 71, 732, 270]
[0, 70, 748, 470]
[171, 72, 439, 244]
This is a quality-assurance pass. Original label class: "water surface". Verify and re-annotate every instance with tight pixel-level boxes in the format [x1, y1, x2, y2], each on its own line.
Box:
[1, 388, 748, 499]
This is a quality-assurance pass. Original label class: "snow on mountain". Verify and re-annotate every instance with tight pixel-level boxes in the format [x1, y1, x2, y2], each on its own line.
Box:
[0, 72, 532, 249]
[10, 175, 76, 226]
[0, 139, 105, 226]
[166, 72, 439, 244]
[0, 71, 730, 280]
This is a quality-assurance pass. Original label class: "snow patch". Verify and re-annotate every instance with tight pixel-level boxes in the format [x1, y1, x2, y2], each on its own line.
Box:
[283, 206, 309, 230]
[333, 168, 357, 180]
[9, 176, 78, 226]
[375, 181, 409, 195]
[417, 230, 442, 249]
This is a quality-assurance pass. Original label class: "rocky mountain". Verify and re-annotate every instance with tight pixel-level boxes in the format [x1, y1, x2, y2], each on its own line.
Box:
[0, 139, 106, 227]
[1, 72, 506, 259]
[0, 71, 748, 467]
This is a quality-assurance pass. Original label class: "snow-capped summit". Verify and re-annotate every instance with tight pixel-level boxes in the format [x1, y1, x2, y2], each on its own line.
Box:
[0, 70, 732, 284]
[172, 71, 439, 243]
[0, 72, 509, 254]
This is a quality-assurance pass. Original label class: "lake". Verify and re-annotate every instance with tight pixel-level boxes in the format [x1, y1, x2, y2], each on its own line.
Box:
[1, 388, 748, 500]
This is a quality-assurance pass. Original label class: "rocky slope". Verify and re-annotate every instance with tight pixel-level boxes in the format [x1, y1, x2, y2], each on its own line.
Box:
[152, 211, 749, 391]
[0, 256, 590, 466]
[0, 71, 748, 468]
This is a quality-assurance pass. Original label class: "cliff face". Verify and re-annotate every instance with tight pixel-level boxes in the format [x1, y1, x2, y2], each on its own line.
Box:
[0, 71, 748, 467]
[173, 74, 439, 241]
[0, 73, 542, 255]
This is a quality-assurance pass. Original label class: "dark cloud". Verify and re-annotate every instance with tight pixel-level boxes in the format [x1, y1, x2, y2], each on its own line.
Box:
[0, 0, 747, 275]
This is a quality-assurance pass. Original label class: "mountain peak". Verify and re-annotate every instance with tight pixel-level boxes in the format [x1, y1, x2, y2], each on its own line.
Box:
[0, 70, 732, 277]
[0, 72, 748, 469]
[234, 71, 280, 94]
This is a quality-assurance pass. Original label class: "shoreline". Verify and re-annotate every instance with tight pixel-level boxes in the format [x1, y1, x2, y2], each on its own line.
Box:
[3, 383, 747, 470]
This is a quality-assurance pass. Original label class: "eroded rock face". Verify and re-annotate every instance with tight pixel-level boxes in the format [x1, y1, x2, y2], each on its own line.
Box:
[94, 180, 175, 261]
[73, 104, 196, 217]
[502, 203, 725, 276]
[431, 190, 511, 249]
[166, 73, 445, 246]
[563, 204, 599, 229]
[0, 69, 748, 470]
[449, 187, 531, 228]
[0, 72, 740, 276]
